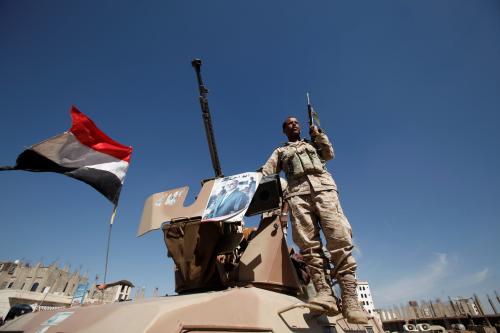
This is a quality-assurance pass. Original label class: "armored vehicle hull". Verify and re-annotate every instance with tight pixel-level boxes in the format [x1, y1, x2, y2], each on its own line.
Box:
[0, 286, 382, 332]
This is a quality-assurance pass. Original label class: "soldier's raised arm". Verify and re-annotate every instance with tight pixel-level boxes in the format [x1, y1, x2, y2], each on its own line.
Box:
[310, 125, 334, 161]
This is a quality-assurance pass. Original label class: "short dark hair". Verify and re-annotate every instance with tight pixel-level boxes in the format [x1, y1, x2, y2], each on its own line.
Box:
[282, 116, 297, 130]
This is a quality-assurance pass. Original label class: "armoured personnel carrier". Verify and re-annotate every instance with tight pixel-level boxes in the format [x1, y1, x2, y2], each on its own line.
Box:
[0, 60, 384, 333]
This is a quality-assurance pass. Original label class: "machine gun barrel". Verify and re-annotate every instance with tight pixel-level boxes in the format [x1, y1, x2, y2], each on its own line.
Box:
[191, 59, 223, 178]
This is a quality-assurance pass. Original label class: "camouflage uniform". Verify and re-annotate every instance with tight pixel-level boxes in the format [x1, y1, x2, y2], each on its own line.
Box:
[262, 132, 365, 322]
[261, 132, 356, 278]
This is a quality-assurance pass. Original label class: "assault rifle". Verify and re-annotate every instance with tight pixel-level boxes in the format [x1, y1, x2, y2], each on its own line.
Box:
[306, 92, 321, 135]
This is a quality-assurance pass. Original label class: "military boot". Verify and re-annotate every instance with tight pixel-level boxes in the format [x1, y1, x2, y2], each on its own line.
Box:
[338, 274, 369, 324]
[309, 271, 340, 315]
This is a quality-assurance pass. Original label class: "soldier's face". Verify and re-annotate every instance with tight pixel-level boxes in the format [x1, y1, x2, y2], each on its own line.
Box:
[283, 117, 301, 138]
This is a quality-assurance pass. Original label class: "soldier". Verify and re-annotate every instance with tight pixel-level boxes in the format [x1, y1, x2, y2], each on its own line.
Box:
[261, 116, 368, 324]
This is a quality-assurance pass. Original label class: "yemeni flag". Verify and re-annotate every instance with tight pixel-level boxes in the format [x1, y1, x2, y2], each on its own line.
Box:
[0, 106, 132, 204]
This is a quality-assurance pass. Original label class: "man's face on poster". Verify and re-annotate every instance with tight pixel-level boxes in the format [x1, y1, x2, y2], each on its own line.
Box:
[226, 180, 238, 192]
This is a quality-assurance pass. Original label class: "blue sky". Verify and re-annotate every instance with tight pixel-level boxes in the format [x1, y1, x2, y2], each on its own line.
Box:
[0, 1, 499, 309]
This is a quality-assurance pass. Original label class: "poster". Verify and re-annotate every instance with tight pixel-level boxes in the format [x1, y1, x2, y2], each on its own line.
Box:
[71, 283, 88, 305]
[202, 172, 260, 222]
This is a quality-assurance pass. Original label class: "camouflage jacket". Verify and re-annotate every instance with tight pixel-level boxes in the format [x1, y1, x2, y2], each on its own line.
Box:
[261, 133, 337, 198]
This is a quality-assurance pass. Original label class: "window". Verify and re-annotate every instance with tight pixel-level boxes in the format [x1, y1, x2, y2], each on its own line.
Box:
[30, 282, 39, 292]
[8, 282, 14, 288]
[63, 282, 68, 292]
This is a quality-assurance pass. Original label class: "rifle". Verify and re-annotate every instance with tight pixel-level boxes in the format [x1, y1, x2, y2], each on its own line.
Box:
[306, 92, 321, 132]
[191, 59, 223, 178]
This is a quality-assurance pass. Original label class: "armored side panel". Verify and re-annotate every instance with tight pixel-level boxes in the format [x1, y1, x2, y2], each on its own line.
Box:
[245, 174, 282, 216]
[137, 180, 215, 236]
[238, 216, 301, 293]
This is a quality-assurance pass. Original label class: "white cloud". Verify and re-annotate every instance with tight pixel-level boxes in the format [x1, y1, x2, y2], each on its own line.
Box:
[471, 268, 489, 283]
[374, 253, 450, 306]
[447, 267, 489, 289]
[373, 253, 491, 308]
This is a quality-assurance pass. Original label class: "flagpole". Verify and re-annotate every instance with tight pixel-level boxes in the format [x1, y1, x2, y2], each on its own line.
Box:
[103, 205, 117, 285]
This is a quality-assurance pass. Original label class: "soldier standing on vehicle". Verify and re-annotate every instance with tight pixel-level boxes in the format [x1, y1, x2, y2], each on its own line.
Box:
[261, 116, 368, 324]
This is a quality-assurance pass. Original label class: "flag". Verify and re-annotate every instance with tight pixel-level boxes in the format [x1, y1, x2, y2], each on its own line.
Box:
[0, 106, 132, 204]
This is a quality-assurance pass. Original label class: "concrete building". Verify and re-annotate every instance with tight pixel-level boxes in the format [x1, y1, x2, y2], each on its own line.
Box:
[86, 280, 134, 304]
[357, 281, 375, 314]
[0, 260, 88, 318]
[376, 293, 498, 323]
[452, 297, 480, 316]
[0, 261, 135, 318]
[0, 261, 86, 296]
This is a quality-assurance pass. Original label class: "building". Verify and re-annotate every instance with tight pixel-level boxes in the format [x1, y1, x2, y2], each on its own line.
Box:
[452, 297, 480, 316]
[375, 293, 500, 323]
[357, 280, 375, 314]
[0, 260, 135, 319]
[86, 280, 134, 304]
[0, 261, 86, 296]
[0, 260, 88, 318]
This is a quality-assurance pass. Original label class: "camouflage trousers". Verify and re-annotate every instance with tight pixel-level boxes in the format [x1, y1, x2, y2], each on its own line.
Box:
[287, 190, 357, 280]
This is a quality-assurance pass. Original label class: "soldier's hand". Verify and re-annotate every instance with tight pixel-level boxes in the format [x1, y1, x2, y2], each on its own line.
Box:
[309, 125, 320, 137]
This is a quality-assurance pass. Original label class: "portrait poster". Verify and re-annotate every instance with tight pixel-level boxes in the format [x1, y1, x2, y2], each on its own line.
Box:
[71, 283, 89, 305]
[202, 172, 261, 222]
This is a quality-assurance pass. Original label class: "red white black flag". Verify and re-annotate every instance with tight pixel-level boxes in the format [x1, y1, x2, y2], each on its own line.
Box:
[0, 106, 132, 204]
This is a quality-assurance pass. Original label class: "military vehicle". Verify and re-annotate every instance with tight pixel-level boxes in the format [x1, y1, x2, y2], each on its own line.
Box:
[0, 60, 384, 333]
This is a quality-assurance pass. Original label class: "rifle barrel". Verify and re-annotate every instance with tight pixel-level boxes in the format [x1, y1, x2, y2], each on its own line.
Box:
[307, 92, 313, 127]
